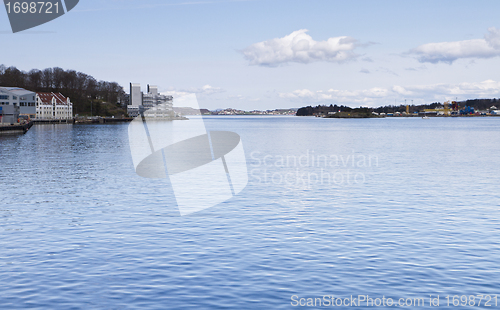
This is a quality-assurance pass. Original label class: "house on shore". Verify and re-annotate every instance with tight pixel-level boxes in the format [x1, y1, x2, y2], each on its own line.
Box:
[36, 92, 73, 120]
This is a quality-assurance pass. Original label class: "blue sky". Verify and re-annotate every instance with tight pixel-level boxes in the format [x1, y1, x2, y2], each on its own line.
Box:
[2, 0, 500, 109]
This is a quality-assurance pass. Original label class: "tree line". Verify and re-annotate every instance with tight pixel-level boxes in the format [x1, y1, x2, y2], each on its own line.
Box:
[0, 65, 127, 115]
[296, 104, 354, 116]
[297, 99, 499, 116]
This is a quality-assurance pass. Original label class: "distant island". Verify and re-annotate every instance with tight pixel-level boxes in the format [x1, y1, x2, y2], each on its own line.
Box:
[297, 100, 500, 118]
[209, 108, 296, 115]
[297, 106, 379, 118]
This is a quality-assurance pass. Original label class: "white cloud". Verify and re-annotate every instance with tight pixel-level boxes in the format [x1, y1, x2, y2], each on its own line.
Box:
[279, 87, 389, 105]
[392, 85, 413, 96]
[183, 84, 225, 95]
[280, 89, 316, 99]
[394, 80, 500, 98]
[375, 67, 399, 76]
[409, 27, 500, 64]
[162, 84, 225, 98]
[198, 84, 225, 95]
[227, 94, 262, 102]
[279, 80, 500, 106]
[241, 29, 359, 66]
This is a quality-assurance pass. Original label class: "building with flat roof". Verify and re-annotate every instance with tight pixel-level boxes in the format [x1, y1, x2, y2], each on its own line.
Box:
[130, 83, 142, 106]
[36, 92, 73, 120]
[0, 86, 36, 120]
[127, 83, 173, 118]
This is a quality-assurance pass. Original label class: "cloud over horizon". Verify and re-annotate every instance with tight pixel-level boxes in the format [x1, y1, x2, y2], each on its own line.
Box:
[409, 27, 500, 64]
[279, 87, 389, 105]
[241, 29, 360, 67]
[279, 80, 500, 106]
[162, 84, 225, 98]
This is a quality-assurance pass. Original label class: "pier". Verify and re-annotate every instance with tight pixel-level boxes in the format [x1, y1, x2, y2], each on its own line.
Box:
[0, 121, 34, 135]
[0, 118, 134, 135]
[33, 119, 73, 124]
[74, 117, 133, 124]
[31, 117, 134, 125]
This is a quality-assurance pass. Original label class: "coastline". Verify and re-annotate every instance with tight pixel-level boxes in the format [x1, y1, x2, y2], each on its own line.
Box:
[0, 120, 33, 134]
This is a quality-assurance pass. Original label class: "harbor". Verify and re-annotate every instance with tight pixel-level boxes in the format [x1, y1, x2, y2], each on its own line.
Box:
[0, 120, 33, 134]
[0, 117, 134, 135]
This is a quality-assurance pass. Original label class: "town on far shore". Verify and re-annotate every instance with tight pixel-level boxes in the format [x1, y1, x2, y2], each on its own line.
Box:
[2, 82, 500, 130]
[126, 83, 297, 118]
[296, 100, 500, 118]
[1, 66, 500, 131]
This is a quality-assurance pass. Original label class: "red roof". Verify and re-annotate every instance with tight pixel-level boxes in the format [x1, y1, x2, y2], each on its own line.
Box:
[37, 92, 70, 105]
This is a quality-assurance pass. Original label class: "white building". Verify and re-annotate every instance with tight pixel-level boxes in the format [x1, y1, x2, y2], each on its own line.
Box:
[36, 92, 73, 120]
[127, 83, 173, 118]
[0, 86, 36, 121]
[129, 83, 142, 107]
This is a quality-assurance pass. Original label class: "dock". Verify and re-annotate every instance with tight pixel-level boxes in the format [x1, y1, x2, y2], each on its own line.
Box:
[74, 117, 133, 124]
[31, 117, 134, 125]
[33, 119, 73, 124]
[0, 121, 34, 135]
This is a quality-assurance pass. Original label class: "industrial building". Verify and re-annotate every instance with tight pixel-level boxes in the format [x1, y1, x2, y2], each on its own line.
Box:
[0, 86, 36, 123]
[36, 92, 73, 120]
[127, 83, 173, 118]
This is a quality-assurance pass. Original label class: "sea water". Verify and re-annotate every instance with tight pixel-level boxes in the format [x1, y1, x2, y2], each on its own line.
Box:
[1, 116, 499, 309]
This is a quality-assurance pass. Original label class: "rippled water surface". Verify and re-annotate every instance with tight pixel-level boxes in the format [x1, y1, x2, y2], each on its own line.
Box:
[1, 117, 500, 309]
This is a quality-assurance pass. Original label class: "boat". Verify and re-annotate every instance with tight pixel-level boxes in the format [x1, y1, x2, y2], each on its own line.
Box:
[422, 116, 430, 119]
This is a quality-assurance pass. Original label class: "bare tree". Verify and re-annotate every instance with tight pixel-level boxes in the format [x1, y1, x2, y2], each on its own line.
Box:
[27, 69, 42, 90]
